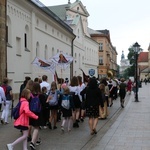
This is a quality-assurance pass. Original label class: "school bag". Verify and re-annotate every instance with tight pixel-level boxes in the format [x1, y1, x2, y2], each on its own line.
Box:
[49, 91, 58, 106]
[12, 101, 24, 120]
[61, 94, 70, 110]
[30, 94, 41, 113]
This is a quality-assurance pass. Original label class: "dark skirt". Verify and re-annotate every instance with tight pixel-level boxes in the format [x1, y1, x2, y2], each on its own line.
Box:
[119, 90, 126, 99]
[61, 107, 72, 117]
[14, 125, 28, 130]
[29, 111, 44, 127]
[73, 95, 81, 109]
[86, 105, 99, 118]
[49, 104, 59, 110]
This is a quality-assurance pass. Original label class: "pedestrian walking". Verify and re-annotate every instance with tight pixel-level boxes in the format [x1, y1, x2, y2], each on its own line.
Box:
[46, 81, 60, 130]
[0, 86, 6, 113]
[29, 82, 43, 150]
[119, 78, 127, 108]
[19, 76, 31, 99]
[77, 76, 86, 122]
[108, 79, 114, 107]
[127, 79, 132, 95]
[40, 75, 50, 95]
[80, 78, 104, 135]
[1, 77, 13, 124]
[24, 79, 34, 142]
[40, 86, 49, 128]
[99, 78, 109, 119]
[59, 86, 74, 132]
[6, 89, 38, 150]
[69, 76, 81, 128]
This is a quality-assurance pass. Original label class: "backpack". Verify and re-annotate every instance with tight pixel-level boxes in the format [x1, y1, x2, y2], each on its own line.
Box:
[49, 91, 58, 106]
[1, 85, 8, 96]
[12, 101, 24, 120]
[61, 95, 70, 110]
[30, 94, 41, 113]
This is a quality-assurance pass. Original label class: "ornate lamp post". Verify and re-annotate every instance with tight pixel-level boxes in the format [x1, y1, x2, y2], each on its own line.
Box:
[133, 42, 140, 102]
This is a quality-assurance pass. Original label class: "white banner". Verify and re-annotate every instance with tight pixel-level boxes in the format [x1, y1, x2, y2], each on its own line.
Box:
[31, 57, 56, 74]
[50, 52, 73, 70]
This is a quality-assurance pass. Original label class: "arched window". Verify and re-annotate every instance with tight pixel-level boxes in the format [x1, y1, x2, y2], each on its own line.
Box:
[25, 25, 29, 50]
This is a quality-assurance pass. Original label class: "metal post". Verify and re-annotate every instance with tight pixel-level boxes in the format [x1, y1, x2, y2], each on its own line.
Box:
[135, 53, 139, 102]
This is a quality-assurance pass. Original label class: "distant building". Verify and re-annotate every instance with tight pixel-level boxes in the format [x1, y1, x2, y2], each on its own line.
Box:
[120, 51, 130, 76]
[88, 28, 117, 78]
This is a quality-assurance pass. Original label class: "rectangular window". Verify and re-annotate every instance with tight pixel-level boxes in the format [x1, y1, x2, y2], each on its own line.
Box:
[16, 37, 21, 56]
[99, 43, 103, 51]
[99, 56, 103, 65]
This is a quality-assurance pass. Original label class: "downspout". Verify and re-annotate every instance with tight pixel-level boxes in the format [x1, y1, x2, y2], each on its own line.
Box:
[70, 36, 76, 80]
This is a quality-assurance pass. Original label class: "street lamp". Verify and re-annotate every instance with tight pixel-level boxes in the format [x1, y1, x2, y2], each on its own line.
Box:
[133, 42, 140, 102]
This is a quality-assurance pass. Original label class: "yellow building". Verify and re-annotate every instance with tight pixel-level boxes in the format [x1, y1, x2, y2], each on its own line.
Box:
[88, 28, 118, 78]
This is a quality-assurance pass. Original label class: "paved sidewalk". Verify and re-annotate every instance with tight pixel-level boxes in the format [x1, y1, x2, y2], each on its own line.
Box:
[83, 83, 150, 150]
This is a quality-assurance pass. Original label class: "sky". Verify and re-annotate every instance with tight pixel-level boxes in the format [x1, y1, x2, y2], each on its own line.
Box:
[40, 0, 150, 64]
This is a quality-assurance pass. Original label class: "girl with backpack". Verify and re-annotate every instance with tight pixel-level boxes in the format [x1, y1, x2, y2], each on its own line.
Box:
[59, 86, 74, 132]
[46, 81, 60, 130]
[69, 76, 81, 128]
[7, 89, 38, 150]
[29, 82, 43, 150]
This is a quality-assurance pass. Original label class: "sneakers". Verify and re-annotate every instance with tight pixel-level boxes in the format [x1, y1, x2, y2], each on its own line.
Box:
[43, 126, 47, 129]
[61, 126, 64, 133]
[36, 138, 41, 146]
[7, 144, 13, 150]
[30, 142, 35, 150]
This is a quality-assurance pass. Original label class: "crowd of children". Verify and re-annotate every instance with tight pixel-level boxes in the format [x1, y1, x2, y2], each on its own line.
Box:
[0, 75, 137, 150]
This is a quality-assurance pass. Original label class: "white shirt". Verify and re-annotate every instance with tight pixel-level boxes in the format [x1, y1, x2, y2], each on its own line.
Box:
[0, 87, 6, 103]
[40, 81, 50, 94]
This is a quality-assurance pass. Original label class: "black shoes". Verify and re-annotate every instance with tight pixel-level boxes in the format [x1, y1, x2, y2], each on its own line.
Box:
[53, 126, 57, 129]
[27, 136, 32, 142]
[36, 138, 41, 146]
[91, 129, 97, 135]
[48, 122, 52, 129]
[110, 103, 113, 107]
[73, 122, 79, 128]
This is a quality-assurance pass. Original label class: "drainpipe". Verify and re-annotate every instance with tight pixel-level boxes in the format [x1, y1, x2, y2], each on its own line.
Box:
[70, 36, 75, 80]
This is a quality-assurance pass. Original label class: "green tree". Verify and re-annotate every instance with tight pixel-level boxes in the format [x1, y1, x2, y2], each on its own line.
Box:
[127, 46, 136, 77]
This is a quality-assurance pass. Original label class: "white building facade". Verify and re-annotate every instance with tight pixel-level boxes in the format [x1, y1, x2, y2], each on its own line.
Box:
[48, 0, 99, 77]
[7, 0, 75, 95]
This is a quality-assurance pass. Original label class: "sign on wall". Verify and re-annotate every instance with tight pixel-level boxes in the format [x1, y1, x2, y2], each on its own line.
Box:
[88, 69, 95, 77]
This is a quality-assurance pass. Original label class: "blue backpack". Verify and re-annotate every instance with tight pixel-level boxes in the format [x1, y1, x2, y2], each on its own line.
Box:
[30, 94, 41, 113]
[49, 91, 58, 106]
[61, 95, 70, 110]
[12, 101, 24, 120]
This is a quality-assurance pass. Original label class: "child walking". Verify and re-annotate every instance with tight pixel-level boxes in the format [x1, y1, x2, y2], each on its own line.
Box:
[59, 87, 74, 132]
[46, 81, 60, 129]
[6, 89, 38, 150]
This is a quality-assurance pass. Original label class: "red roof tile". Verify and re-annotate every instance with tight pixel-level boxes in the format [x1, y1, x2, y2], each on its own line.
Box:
[138, 52, 148, 62]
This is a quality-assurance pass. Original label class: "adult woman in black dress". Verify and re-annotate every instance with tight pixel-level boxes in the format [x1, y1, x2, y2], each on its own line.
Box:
[80, 78, 104, 135]
[119, 78, 127, 108]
